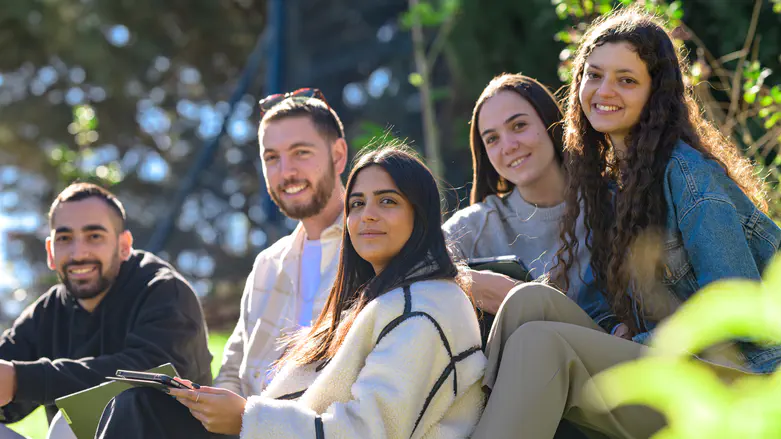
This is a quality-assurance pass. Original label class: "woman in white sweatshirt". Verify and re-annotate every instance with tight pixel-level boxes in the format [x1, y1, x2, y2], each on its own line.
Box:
[169, 145, 487, 439]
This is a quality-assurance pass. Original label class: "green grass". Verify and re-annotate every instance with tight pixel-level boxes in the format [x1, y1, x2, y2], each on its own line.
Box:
[9, 331, 231, 439]
[6, 408, 46, 439]
[207, 331, 230, 379]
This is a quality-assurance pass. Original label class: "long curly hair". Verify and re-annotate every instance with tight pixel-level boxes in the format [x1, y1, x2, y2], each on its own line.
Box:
[469, 73, 565, 204]
[556, 7, 767, 333]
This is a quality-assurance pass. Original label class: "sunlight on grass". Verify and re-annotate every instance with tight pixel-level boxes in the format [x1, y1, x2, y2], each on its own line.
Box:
[8, 331, 231, 439]
[6, 407, 46, 439]
[207, 331, 230, 379]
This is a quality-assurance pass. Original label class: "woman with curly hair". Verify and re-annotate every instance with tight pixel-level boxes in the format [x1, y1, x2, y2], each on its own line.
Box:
[472, 7, 781, 439]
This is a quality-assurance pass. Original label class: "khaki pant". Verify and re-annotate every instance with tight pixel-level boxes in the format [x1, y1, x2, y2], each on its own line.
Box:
[471, 283, 664, 439]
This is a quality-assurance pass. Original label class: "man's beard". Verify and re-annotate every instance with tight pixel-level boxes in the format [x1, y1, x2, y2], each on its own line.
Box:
[269, 165, 335, 220]
[59, 255, 120, 300]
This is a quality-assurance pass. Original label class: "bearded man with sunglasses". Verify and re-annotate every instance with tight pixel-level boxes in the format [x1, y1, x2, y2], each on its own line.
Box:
[212, 89, 348, 398]
[94, 89, 350, 438]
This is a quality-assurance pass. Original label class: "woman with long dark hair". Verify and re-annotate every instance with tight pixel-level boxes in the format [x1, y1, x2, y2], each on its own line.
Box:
[169, 145, 486, 438]
[443, 73, 616, 334]
[471, 7, 781, 439]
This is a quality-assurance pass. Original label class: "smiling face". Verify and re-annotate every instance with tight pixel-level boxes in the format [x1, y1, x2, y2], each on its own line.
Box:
[46, 197, 133, 303]
[347, 165, 415, 274]
[478, 90, 561, 191]
[260, 116, 339, 220]
[578, 41, 653, 150]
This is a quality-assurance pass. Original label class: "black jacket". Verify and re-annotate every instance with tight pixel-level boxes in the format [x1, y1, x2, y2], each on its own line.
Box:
[0, 250, 213, 423]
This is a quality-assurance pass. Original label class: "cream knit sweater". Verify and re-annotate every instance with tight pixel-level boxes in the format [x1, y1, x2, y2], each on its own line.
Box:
[240, 279, 487, 439]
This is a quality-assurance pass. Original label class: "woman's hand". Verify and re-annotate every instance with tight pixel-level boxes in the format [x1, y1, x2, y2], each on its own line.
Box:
[612, 323, 632, 340]
[170, 386, 247, 435]
[468, 269, 518, 314]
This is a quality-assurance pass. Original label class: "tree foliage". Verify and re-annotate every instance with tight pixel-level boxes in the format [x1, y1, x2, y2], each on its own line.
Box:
[0, 0, 268, 326]
[2, 0, 781, 330]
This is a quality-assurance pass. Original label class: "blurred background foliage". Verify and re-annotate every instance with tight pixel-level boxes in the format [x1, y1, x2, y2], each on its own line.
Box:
[1, 0, 780, 332]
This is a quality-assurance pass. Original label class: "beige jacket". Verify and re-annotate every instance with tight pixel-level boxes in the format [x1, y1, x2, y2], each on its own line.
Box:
[241, 279, 486, 439]
[214, 217, 342, 397]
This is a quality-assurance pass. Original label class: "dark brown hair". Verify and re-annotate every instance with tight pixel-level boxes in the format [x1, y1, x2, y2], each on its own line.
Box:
[556, 7, 767, 332]
[260, 97, 345, 142]
[49, 182, 127, 231]
[469, 73, 565, 204]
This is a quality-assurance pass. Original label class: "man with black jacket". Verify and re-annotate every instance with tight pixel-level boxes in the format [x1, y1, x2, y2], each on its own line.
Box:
[0, 182, 213, 438]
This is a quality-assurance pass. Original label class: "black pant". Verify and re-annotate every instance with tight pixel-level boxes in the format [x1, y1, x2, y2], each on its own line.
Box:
[98, 386, 585, 439]
[96, 387, 238, 439]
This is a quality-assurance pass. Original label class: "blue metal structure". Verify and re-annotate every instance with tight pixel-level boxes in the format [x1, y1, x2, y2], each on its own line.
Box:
[260, 0, 286, 224]
[146, 28, 271, 252]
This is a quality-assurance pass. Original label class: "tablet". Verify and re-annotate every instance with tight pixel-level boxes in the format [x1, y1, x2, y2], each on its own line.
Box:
[107, 370, 195, 391]
[467, 255, 531, 282]
[467, 255, 531, 349]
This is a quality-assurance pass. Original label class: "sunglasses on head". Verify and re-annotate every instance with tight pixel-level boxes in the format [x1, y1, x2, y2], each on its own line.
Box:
[258, 88, 329, 115]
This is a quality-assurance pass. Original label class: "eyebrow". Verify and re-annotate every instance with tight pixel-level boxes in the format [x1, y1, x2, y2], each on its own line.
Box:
[263, 142, 316, 154]
[348, 189, 403, 198]
[480, 113, 528, 137]
[586, 64, 637, 74]
[289, 142, 316, 149]
[54, 224, 109, 234]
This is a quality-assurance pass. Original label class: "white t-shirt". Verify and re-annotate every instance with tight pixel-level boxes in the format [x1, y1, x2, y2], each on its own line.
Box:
[297, 239, 322, 328]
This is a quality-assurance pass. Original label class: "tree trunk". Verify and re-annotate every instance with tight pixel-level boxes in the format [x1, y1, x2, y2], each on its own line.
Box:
[409, 0, 443, 179]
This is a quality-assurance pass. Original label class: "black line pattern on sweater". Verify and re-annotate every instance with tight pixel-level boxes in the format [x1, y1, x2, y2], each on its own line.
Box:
[411, 345, 481, 436]
[454, 346, 482, 362]
[376, 289, 453, 359]
[403, 285, 412, 313]
[373, 284, 482, 438]
[277, 389, 306, 400]
[315, 416, 324, 439]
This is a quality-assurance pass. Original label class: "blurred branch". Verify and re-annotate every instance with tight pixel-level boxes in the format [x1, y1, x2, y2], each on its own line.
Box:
[408, 0, 444, 179]
[425, 9, 457, 71]
[724, 0, 762, 132]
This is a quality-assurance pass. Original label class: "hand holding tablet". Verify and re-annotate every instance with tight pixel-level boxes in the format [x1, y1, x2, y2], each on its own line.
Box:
[107, 370, 200, 391]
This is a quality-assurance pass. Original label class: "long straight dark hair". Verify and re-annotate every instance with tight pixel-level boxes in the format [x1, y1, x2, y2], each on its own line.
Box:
[279, 144, 460, 366]
[469, 73, 566, 204]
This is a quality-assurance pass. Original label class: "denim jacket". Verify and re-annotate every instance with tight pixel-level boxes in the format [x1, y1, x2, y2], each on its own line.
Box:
[613, 141, 781, 372]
